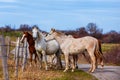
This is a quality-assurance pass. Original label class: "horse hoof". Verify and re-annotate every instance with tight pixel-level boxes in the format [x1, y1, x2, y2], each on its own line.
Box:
[71, 70, 74, 72]
[101, 65, 104, 69]
[90, 70, 94, 73]
[63, 70, 67, 72]
[91, 71, 94, 73]
[88, 70, 93, 73]
[88, 69, 91, 73]
[45, 66, 48, 71]
[39, 66, 42, 69]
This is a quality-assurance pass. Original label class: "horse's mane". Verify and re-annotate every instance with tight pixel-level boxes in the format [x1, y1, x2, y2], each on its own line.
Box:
[55, 30, 66, 37]
[27, 32, 33, 38]
[37, 30, 45, 40]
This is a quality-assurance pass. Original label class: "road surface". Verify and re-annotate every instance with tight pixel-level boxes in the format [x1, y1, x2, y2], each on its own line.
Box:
[78, 64, 120, 80]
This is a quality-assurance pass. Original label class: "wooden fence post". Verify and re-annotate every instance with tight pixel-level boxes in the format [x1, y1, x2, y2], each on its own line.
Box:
[14, 37, 20, 77]
[5, 36, 10, 57]
[14, 41, 17, 61]
[20, 42, 24, 63]
[0, 35, 9, 80]
[22, 38, 28, 72]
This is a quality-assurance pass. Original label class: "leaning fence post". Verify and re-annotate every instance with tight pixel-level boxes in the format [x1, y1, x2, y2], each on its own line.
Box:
[14, 37, 20, 77]
[1, 35, 9, 80]
[22, 38, 28, 72]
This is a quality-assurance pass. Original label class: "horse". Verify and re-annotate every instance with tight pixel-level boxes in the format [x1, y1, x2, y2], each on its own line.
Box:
[20, 31, 38, 66]
[32, 27, 62, 70]
[47, 28, 104, 72]
[68, 35, 104, 69]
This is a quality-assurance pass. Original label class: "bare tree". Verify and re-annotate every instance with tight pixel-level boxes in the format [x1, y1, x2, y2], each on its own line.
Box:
[86, 23, 103, 39]
[18, 24, 31, 31]
[102, 30, 120, 43]
[76, 27, 88, 37]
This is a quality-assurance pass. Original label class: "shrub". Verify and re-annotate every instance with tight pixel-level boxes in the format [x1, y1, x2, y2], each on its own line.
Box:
[0, 31, 21, 37]
[104, 45, 120, 65]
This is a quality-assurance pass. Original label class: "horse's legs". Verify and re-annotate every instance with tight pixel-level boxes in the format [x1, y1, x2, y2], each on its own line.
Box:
[29, 53, 32, 67]
[49, 55, 55, 68]
[49, 55, 52, 67]
[88, 50, 96, 73]
[42, 50, 48, 70]
[74, 55, 78, 69]
[51, 55, 56, 65]
[95, 54, 98, 69]
[71, 56, 75, 72]
[63, 54, 69, 72]
[34, 53, 37, 64]
[98, 40, 104, 68]
[37, 52, 42, 69]
[99, 52, 104, 68]
[90, 54, 96, 72]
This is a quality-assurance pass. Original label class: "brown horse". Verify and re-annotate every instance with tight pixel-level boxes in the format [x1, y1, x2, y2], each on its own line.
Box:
[20, 31, 38, 66]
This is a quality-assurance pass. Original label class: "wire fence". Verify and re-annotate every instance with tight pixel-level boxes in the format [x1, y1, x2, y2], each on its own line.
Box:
[0, 35, 28, 80]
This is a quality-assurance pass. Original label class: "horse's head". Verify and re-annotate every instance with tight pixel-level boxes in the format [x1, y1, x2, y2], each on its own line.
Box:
[45, 28, 56, 40]
[32, 27, 39, 40]
[48, 28, 64, 40]
[20, 31, 28, 43]
[49, 28, 56, 35]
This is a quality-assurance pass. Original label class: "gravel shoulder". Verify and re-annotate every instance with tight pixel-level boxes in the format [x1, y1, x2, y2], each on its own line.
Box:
[78, 64, 120, 80]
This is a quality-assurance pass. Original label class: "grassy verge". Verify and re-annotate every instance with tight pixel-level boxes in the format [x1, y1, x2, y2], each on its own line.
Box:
[0, 59, 97, 80]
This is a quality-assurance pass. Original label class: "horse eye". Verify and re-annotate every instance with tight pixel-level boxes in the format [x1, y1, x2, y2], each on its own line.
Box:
[48, 33, 51, 35]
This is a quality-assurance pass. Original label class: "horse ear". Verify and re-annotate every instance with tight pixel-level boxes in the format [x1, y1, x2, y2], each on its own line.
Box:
[51, 28, 55, 32]
[23, 31, 25, 33]
[24, 31, 27, 33]
[32, 27, 34, 29]
[35, 26, 38, 29]
[32, 26, 39, 30]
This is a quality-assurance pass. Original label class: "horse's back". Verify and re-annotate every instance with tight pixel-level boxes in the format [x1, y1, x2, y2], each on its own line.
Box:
[79, 36, 97, 41]
[76, 36, 98, 44]
[62, 36, 98, 53]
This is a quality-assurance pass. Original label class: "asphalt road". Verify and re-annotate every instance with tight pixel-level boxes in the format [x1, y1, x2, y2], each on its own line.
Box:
[78, 64, 120, 80]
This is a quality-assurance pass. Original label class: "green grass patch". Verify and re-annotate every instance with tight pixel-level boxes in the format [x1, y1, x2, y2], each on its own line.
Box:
[51, 70, 97, 80]
[102, 43, 120, 53]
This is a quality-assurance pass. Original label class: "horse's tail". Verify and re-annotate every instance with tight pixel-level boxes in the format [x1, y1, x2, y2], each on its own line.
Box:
[95, 40, 104, 67]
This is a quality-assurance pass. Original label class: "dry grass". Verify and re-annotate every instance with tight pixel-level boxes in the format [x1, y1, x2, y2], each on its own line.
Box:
[0, 57, 97, 80]
[102, 43, 120, 53]
[104, 45, 120, 66]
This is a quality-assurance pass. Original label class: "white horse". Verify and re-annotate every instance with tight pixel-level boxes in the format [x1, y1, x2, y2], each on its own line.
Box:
[46, 28, 104, 72]
[32, 27, 62, 70]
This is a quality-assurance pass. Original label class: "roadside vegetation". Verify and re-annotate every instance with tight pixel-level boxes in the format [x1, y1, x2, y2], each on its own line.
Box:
[104, 45, 120, 66]
[0, 59, 97, 80]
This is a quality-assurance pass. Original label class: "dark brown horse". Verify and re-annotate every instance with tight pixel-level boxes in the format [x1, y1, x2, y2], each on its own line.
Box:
[20, 31, 38, 66]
